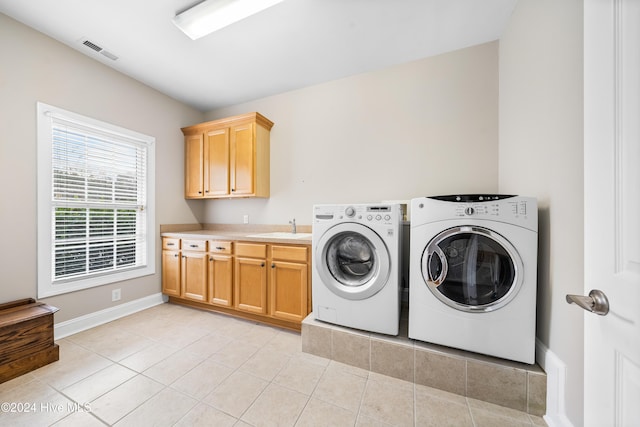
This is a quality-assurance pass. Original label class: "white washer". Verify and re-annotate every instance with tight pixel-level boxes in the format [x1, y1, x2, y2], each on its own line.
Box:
[409, 195, 538, 364]
[312, 203, 402, 335]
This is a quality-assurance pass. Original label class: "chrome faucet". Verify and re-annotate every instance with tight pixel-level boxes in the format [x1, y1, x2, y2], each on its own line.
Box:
[289, 218, 296, 234]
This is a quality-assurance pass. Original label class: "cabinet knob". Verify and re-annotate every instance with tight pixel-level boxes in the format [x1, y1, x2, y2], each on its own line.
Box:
[231, 188, 236, 192]
[198, 191, 202, 194]
[271, 263, 275, 268]
[260, 262, 265, 267]
[174, 254, 179, 258]
[209, 257, 213, 261]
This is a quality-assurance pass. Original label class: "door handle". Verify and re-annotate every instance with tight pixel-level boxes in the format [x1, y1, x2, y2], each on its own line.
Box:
[566, 289, 609, 316]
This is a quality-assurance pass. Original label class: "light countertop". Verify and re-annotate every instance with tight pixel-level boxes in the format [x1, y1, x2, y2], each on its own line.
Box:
[161, 225, 312, 245]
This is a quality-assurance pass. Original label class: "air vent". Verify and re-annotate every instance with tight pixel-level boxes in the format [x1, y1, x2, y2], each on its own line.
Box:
[82, 39, 102, 52]
[79, 38, 119, 61]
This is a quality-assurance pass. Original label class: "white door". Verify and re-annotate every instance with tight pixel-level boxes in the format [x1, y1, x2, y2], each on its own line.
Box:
[583, 0, 640, 426]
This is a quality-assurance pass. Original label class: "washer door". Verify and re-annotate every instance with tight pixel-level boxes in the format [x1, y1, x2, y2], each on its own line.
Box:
[315, 222, 390, 300]
[421, 226, 524, 312]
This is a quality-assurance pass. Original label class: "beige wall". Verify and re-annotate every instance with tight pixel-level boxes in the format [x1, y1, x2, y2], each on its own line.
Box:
[203, 42, 500, 225]
[0, 14, 499, 322]
[499, 1, 584, 425]
[0, 14, 204, 322]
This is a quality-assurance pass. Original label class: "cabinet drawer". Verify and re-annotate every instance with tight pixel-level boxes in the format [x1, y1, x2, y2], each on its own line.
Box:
[182, 239, 207, 252]
[162, 238, 180, 250]
[271, 245, 308, 263]
[236, 243, 267, 258]
[208, 240, 232, 254]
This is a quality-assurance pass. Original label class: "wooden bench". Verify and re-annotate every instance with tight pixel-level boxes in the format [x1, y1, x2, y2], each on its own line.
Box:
[0, 298, 59, 383]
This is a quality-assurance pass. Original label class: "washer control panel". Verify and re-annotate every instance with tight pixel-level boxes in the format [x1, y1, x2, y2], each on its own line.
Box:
[314, 204, 400, 226]
[364, 206, 393, 223]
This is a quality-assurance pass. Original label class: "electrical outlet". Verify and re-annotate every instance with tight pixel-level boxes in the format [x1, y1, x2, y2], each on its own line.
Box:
[112, 288, 121, 302]
[243, 214, 249, 224]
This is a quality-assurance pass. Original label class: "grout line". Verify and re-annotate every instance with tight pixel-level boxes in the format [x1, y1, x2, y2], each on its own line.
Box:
[464, 358, 468, 397]
[289, 355, 331, 426]
[466, 396, 478, 427]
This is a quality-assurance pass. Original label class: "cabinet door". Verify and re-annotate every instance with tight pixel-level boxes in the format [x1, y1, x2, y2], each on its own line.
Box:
[181, 251, 208, 302]
[162, 250, 181, 296]
[270, 261, 308, 322]
[234, 257, 267, 314]
[185, 134, 204, 198]
[205, 128, 230, 197]
[208, 254, 233, 307]
[230, 123, 255, 196]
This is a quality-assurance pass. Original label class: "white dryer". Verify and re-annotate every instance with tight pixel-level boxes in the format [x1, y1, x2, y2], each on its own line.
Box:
[409, 195, 538, 364]
[312, 203, 402, 335]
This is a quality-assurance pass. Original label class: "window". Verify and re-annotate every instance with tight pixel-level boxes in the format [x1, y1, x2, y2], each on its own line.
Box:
[37, 102, 155, 298]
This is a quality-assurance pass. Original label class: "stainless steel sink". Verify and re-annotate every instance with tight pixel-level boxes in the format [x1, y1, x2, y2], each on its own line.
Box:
[246, 232, 312, 239]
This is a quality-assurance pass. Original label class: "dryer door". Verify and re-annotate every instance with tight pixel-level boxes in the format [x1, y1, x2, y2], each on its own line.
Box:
[315, 222, 390, 301]
[421, 226, 524, 312]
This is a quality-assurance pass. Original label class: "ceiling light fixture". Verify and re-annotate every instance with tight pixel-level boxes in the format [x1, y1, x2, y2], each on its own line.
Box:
[173, 0, 285, 40]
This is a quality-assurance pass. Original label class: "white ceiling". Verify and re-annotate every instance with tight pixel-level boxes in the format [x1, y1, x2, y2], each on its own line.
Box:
[0, 0, 518, 112]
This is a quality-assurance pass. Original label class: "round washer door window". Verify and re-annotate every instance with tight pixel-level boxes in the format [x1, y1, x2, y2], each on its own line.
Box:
[421, 226, 524, 312]
[315, 223, 390, 300]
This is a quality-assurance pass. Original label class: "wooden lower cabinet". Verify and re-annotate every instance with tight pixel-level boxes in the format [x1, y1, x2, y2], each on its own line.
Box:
[234, 256, 268, 314]
[234, 243, 268, 314]
[181, 251, 208, 302]
[270, 245, 309, 322]
[162, 237, 310, 330]
[161, 241, 181, 297]
[208, 240, 234, 307]
[270, 261, 308, 322]
[208, 254, 233, 307]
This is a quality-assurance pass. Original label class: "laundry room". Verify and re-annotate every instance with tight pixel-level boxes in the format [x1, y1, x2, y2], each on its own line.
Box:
[0, 1, 610, 427]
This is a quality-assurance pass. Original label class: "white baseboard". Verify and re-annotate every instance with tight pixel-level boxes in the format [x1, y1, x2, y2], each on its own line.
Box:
[54, 293, 167, 340]
[536, 338, 575, 427]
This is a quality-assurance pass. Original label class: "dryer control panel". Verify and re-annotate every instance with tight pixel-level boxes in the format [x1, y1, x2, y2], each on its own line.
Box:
[411, 195, 538, 232]
[453, 200, 529, 219]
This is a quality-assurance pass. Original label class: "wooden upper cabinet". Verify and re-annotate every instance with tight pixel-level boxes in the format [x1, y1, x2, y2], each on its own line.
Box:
[230, 123, 255, 196]
[184, 134, 204, 198]
[205, 128, 230, 196]
[181, 112, 273, 199]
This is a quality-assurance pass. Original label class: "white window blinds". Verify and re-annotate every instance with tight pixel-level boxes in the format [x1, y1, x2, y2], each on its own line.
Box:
[51, 119, 148, 281]
[37, 102, 155, 297]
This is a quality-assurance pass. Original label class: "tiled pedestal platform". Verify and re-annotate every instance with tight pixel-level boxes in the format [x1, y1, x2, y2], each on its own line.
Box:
[301, 313, 546, 417]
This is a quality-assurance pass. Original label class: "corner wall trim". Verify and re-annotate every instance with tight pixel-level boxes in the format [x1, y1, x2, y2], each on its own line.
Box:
[54, 293, 168, 340]
[536, 338, 575, 427]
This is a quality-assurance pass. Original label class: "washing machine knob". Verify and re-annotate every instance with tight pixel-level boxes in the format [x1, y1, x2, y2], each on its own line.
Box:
[345, 206, 356, 217]
[465, 207, 475, 216]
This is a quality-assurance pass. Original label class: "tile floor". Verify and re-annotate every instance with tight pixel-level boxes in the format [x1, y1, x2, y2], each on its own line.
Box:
[0, 303, 547, 426]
